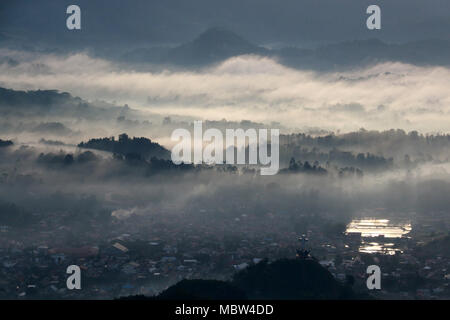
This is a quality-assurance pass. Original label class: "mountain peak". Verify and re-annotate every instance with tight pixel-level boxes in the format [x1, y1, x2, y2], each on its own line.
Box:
[193, 27, 253, 47]
[166, 27, 264, 66]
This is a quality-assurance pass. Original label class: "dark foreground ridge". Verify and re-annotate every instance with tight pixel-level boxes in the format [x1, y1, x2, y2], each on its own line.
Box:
[120, 258, 368, 300]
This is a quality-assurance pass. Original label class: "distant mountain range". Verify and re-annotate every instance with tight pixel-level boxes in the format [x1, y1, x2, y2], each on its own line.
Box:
[121, 27, 267, 67]
[0, 87, 133, 120]
[121, 28, 450, 70]
[164, 27, 268, 66]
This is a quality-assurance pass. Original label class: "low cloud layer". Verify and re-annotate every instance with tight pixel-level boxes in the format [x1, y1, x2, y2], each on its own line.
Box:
[1, 50, 449, 133]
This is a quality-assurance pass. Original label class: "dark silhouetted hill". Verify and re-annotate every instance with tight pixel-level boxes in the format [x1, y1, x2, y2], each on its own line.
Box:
[121, 28, 268, 67]
[279, 38, 450, 70]
[120, 258, 366, 300]
[121, 28, 450, 70]
[0, 87, 73, 109]
[165, 27, 267, 66]
[78, 133, 171, 160]
[232, 259, 357, 299]
[0, 139, 13, 148]
[0, 87, 132, 120]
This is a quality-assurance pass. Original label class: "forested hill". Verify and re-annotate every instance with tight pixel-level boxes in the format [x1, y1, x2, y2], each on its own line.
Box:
[78, 133, 171, 160]
[0, 87, 132, 120]
[0, 139, 13, 148]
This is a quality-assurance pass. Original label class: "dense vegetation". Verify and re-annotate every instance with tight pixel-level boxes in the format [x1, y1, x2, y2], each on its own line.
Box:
[78, 134, 171, 160]
[0, 139, 13, 148]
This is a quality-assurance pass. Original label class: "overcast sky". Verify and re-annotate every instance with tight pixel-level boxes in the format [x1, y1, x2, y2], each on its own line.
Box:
[1, 0, 449, 48]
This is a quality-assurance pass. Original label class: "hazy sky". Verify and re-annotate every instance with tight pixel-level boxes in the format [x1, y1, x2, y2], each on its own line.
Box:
[1, 0, 449, 48]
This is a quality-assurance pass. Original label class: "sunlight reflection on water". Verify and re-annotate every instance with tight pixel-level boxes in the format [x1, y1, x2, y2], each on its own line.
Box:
[345, 218, 412, 254]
